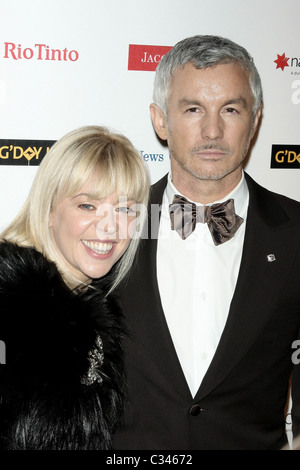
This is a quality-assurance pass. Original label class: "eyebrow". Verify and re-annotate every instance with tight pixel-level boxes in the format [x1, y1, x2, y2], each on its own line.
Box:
[223, 98, 247, 107]
[71, 193, 136, 204]
[71, 193, 100, 201]
[179, 97, 248, 108]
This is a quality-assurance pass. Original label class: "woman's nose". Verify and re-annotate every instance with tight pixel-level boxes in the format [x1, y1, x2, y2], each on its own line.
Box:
[95, 204, 118, 237]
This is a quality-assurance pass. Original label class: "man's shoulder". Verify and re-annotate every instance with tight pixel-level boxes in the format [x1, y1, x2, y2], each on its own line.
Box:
[245, 172, 300, 223]
[149, 174, 168, 203]
[151, 173, 168, 191]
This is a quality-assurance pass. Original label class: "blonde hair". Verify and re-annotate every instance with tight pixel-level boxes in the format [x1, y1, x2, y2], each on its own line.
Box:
[1, 126, 150, 291]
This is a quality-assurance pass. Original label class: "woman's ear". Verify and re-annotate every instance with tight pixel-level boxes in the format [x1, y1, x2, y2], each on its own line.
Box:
[48, 211, 53, 228]
[149, 103, 168, 141]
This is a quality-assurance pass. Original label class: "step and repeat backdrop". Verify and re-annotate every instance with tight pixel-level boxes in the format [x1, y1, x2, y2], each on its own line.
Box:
[0, 0, 299, 445]
[0, 0, 299, 231]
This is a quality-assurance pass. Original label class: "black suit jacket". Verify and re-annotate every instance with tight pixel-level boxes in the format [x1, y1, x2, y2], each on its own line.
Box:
[113, 172, 300, 450]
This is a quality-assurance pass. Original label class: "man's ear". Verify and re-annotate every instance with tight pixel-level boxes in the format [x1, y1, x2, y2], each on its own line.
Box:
[251, 104, 262, 138]
[150, 103, 167, 141]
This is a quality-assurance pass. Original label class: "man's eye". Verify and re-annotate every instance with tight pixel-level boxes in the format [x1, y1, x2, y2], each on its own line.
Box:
[225, 107, 238, 114]
[187, 107, 199, 113]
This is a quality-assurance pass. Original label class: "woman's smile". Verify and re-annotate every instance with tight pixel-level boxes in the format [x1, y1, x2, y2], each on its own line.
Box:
[81, 239, 115, 257]
[49, 183, 137, 284]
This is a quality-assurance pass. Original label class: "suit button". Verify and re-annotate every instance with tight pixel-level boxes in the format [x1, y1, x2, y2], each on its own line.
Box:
[189, 404, 202, 416]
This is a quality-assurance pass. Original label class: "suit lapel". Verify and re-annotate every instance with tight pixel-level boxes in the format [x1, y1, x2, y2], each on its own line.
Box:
[196, 173, 296, 399]
[129, 175, 193, 399]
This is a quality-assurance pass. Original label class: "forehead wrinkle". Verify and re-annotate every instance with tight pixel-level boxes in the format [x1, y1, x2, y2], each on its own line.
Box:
[171, 63, 253, 107]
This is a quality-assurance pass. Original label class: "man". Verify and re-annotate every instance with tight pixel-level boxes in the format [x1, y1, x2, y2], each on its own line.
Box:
[113, 35, 300, 450]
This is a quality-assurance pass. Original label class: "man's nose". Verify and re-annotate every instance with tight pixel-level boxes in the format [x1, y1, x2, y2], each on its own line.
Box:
[200, 112, 224, 140]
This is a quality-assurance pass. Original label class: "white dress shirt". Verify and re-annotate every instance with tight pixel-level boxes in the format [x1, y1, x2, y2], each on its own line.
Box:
[157, 172, 249, 397]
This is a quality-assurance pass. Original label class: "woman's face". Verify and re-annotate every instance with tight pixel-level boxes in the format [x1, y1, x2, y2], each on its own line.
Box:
[49, 180, 137, 284]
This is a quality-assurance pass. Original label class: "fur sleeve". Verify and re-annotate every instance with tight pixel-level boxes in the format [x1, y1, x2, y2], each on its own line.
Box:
[0, 242, 126, 450]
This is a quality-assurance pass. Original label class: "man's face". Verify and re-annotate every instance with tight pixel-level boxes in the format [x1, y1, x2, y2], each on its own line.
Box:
[151, 62, 261, 190]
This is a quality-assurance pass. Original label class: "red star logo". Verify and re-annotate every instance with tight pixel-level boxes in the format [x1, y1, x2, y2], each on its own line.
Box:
[274, 52, 290, 71]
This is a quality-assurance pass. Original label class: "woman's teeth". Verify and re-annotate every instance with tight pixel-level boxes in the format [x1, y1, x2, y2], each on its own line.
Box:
[82, 240, 113, 254]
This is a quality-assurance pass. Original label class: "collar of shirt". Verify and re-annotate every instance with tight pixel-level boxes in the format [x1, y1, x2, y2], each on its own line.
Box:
[165, 170, 249, 219]
[160, 171, 249, 246]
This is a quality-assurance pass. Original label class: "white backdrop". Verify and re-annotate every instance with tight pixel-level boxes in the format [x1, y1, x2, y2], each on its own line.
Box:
[0, 0, 299, 446]
[0, 0, 299, 234]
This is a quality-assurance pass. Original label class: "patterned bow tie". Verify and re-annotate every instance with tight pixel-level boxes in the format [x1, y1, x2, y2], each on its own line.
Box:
[169, 194, 244, 245]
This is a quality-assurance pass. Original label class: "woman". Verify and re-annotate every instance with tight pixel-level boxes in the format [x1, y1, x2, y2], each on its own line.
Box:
[0, 125, 149, 450]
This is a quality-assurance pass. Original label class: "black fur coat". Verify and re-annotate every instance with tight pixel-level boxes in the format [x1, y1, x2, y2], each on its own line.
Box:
[0, 241, 126, 450]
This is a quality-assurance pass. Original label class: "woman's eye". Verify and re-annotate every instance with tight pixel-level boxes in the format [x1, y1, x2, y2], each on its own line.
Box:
[116, 206, 129, 213]
[78, 203, 95, 210]
[116, 206, 136, 215]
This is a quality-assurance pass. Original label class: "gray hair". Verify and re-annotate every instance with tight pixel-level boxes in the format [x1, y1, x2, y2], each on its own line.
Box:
[153, 35, 263, 117]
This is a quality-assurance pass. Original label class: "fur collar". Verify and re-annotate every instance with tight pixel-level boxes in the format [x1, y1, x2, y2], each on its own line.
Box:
[0, 241, 126, 450]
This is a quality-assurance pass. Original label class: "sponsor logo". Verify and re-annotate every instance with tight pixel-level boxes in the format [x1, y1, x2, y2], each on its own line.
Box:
[274, 52, 290, 71]
[0, 340, 5, 364]
[274, 52, 300, 73]
[273, 52, 300, 104]
[0, 139, 55, 165]
[140, 150, 165, 162]
[3, 42, 79, 61]
[128, 44, 172, 71]
[271, 145, 300, 168]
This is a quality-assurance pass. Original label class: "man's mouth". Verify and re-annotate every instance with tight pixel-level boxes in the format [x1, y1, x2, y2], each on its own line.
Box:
[192, 146, 230, 158]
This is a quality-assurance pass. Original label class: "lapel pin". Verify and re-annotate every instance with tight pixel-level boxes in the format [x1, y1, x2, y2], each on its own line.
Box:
[267, 254, 276, 262]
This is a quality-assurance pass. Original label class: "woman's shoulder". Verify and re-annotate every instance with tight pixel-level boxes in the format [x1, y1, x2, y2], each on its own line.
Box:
[0, 240, 59, 289]
[0, 240, 118, 382]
